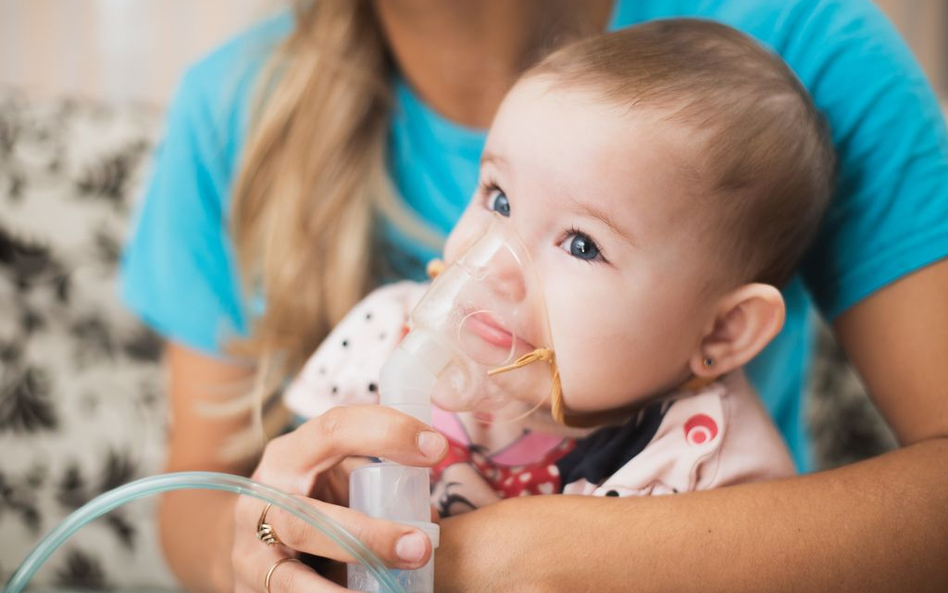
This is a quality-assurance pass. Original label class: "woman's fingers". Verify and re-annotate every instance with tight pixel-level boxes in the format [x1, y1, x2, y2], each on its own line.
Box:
[234, 405, 441, 589]
[264, 558, 349, 593]
[260, 496, 433, 569]
[235, 552, 349, 593]
[234, 494, 432, 571]
[256, 405, 448, 493]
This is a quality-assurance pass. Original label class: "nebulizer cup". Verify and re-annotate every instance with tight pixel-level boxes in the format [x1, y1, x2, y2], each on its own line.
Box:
[347, 464, 440, 592]
[349, 214, 558, 593]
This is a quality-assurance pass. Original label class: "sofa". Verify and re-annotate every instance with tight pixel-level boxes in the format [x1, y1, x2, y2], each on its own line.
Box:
[0, 88, 897, 590]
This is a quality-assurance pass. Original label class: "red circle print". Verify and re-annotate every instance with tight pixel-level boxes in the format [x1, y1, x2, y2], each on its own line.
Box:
[684, 414, 718, 446]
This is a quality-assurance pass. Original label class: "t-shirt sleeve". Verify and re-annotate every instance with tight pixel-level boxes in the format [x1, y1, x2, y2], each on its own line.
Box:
[791, 1, 948, 319]
[119, 66, 249, 357]
[120, 13, 292, 357]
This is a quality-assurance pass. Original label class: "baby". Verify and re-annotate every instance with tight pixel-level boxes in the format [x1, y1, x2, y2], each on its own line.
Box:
[285, 19, 835, 517]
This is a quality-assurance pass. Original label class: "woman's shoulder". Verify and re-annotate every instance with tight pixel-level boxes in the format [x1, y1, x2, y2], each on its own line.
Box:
[183, 11, 292, 95]
[609, 0, 925, 124]
[167, 11, 294, 165]
[613, 0, 903, 55]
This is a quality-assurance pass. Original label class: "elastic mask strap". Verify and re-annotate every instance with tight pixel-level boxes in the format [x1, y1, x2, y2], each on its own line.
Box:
[487, 348, 567, 424]
[487, 347, 555, 375]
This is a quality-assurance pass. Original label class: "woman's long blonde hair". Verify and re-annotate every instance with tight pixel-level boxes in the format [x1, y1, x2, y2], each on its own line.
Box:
[225, 0, 393, 459]
[219, 0, 602, 460]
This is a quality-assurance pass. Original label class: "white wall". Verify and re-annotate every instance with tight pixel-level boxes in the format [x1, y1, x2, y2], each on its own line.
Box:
[0, 0, 280, 106]
[874, 0, 946, 96]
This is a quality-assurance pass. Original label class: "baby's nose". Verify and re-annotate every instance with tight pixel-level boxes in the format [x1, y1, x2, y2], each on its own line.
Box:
[486, 260, 527, 303]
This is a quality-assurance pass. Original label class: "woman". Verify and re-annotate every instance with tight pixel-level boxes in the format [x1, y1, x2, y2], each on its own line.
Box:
[121, 0, 948, 591]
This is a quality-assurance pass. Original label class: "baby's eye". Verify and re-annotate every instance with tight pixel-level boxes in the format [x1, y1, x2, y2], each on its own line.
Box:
[485, 189, 511, 217]
[560, 231, 603, 262]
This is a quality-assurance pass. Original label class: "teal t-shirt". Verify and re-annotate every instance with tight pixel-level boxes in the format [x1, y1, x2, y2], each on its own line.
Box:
[120, 0, 948, 472]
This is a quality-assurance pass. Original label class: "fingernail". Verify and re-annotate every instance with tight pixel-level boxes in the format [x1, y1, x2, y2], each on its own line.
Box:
[417, 430, 446, 459]
[396, 532, 427, 564]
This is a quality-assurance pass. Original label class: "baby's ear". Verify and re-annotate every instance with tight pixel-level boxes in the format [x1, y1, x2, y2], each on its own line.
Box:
[689, 283, 785, 378]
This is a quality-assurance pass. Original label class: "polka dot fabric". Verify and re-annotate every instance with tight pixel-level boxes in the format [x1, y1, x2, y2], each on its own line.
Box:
[432, 435, 576, 499]
[283, 281, 427, 418]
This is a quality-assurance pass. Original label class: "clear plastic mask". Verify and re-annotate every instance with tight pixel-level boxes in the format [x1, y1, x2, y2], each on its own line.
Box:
[380, 214, 558, 422]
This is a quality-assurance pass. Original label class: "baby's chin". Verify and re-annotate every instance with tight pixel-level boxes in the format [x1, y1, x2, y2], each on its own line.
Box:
[558, 363, 692, 410]
[555, 380, 671, 424]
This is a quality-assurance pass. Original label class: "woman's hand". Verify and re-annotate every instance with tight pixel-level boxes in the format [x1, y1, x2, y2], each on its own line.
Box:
[231, 405, 448, 593]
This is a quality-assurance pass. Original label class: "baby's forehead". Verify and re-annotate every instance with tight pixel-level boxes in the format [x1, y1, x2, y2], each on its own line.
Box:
[488, 78, 710, 231]
[497, 77, 614, 124]
[494, 76, 701, 168]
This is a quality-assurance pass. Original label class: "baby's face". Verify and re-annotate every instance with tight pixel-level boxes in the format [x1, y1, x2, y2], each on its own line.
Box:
[445, 77, 722, 413]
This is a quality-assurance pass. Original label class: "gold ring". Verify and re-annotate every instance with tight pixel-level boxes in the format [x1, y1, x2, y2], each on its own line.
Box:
[265, 557, 302, 593]
[256, 503, 282, 546]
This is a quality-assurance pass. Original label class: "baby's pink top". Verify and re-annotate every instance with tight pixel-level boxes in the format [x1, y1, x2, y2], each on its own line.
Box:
[284, 282, 795, 517]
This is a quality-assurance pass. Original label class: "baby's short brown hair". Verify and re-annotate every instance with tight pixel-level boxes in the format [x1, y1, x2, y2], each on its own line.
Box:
[529, 19, 836, 287]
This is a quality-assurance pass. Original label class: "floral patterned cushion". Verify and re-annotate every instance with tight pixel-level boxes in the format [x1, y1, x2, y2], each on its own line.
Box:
[0, 88, 899, 591]
[0, 90, 176, 589]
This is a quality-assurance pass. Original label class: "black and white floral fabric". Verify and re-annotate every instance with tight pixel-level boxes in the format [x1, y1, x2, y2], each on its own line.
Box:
[0, 90, 176, 590]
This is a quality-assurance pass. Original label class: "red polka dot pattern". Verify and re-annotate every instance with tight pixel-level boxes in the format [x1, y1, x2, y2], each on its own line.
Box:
[432, 435, 576, 498]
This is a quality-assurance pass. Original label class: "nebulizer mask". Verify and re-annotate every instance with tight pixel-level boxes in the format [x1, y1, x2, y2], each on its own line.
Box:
[381, 213, 562, 424]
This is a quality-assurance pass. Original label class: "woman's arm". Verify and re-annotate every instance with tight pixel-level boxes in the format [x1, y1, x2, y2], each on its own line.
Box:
[436, 259, 948, 592]
[160, 343, 256, 593]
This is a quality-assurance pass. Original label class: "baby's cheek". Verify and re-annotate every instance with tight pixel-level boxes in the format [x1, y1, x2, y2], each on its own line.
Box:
[543, 268, 698, 411]
[544, 278, 640, 410]
[555, 332, 642, 411]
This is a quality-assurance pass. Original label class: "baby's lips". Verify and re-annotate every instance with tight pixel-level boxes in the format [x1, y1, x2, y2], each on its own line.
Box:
[468, 309, 544, 349]
[464, 311, 515, 350]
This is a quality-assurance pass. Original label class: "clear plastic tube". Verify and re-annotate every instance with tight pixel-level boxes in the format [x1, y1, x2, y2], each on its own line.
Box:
[4, 471, 405, 593]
